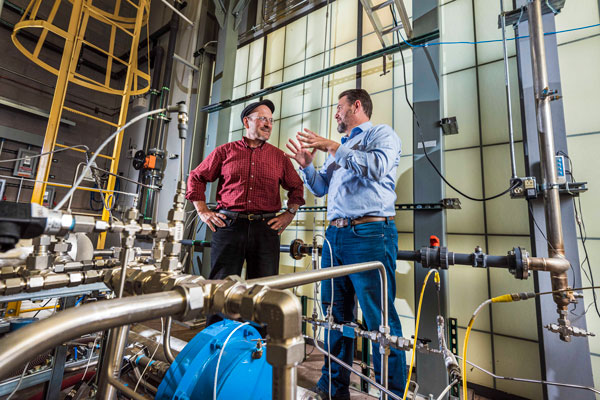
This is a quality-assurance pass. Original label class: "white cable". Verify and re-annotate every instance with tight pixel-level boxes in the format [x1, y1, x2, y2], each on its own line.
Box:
[435, 379, 457, 400]
[213, 322, 250, 400]
[315, 234, 334, 400]
[6, 362, 29, 400]
[455, 355, 600, 395]
[54, 108, 166, 210]
[81, 335, 99, 381]
[0, 144, 90, 163]
[134, 317, 164, 393]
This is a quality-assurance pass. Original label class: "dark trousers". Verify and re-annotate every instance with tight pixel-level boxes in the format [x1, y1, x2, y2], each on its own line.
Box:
[207, 216, 280, 326]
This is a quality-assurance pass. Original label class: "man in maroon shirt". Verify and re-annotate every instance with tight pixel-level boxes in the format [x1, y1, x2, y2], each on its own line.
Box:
[186, 99, 305, 290]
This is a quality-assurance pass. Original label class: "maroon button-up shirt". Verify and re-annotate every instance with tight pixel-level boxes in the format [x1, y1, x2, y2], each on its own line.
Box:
[186, 138, 305, 213]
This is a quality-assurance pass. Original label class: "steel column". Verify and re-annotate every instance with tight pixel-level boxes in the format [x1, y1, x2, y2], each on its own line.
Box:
[514, 1, 594, 398]
[412, 0, 449, 397]
[196, 0, 239, 277]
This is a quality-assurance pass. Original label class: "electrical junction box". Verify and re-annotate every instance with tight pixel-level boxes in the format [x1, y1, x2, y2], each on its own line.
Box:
[510, 177, 537, 199]
[555, 155, 566, 184]
[12, 148, 38, 178]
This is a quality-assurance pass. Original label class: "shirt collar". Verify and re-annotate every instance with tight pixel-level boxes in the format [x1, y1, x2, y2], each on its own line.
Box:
[342, 121, 372, 144]
[241, 136, 266, 149]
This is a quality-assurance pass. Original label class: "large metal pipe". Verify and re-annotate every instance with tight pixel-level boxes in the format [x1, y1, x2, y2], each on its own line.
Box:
[0, 291, 186, 381]
[247, 261, 390, 395]
[527, 0, 570, 313]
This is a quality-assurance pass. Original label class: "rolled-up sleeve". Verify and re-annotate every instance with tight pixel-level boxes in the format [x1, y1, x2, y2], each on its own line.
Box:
[185, 148, 223, 202]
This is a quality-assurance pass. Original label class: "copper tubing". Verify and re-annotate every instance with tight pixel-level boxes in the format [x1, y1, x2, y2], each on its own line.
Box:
[528, 256, 572, 309]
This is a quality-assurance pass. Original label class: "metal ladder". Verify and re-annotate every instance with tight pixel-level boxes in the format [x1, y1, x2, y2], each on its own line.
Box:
[360, 0, 413, 48]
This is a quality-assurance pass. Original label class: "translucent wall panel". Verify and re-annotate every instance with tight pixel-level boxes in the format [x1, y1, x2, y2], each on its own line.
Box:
[440, 0, 476, 74]
[281, 63, 306, 118]
[579, 239, 600, 354]
[493, 335, 543, 399]
[473, 0, 516, 64]
[442, 68, 480, 150]
[246, 78, 261, 95]
[280, 114, 303, 149]
[393, 86, 413, 155]
[478, 59, 522, 145]
[284, 16, 307, 67]
[444, 148, 486, 234]
[457, 328, 494, 388]
[558, 36, 600, 135]
[567, 134, 600, 238]
[229, 84, 246, 131]
[304, 54, 327, 112]
[555, 0, 600, 45]
[362, 35, 393, 93]
[447, 235, 489, 329]
[306, 7, 329, 58]
[234, 44, 249, 86]
[482, 144, 529, 235]
[263, 71, 283, 120]
[370, 90, 393, 128]
[248, 38, 264, 82]
[392, 48, 413, 88]
[488, 236, 537, 340]
[265, 28, 285, 74]
[331, 0, 358, 47]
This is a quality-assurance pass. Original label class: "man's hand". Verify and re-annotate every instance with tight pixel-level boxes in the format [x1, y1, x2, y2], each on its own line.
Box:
[193, 200, 227, 232]
[285, 138, 316, 168]
[267, 210, 295, 235]
[296, 128, 340, 156]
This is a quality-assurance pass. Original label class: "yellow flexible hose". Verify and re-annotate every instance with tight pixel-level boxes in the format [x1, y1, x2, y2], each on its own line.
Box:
[462, 294, 518, 399]
[402, 269, 439, 400]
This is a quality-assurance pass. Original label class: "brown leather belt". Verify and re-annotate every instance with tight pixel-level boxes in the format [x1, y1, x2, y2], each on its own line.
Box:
[329, 216, 394, 228]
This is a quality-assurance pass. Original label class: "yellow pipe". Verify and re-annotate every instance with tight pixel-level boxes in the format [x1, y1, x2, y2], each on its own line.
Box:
[20, 304, 60, 313]
[402, 269, 439, 400]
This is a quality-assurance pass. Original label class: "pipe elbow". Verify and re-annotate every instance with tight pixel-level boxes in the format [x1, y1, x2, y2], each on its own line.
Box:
[527, 256, 570, 273]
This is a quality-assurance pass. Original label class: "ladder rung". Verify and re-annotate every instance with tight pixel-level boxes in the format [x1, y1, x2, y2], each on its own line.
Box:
[55, 143, 115, 160]
[63, 106, 120, 128]
[381, 24, 403, 36]
[371, 0, 394, 12]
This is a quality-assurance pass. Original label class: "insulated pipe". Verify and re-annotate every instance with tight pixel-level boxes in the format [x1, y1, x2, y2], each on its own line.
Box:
[527, 0, 571, 315]
[0, 291, 186, 382]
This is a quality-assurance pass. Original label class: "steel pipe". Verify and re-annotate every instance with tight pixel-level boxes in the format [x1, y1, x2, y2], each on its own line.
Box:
[273, 366, 297, 400]
[163, 316, 176, 364]
[0, 291, 186, 381]
[247, 261, 390, 395]
[527, 0, 571, 317]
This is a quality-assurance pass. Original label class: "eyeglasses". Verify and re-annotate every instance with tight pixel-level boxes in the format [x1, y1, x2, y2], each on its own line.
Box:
[247, 116, 273, 124]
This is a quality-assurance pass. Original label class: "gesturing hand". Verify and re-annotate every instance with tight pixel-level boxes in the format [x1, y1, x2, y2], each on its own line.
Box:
[285, 138, 316, 168]
[296, 128, 339, 156]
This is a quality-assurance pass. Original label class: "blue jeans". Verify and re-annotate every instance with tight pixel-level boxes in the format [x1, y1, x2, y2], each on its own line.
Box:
[317, 220, 407, 397]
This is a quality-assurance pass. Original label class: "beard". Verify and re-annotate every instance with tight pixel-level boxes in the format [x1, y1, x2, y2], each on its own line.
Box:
[337, 121, 347, 133]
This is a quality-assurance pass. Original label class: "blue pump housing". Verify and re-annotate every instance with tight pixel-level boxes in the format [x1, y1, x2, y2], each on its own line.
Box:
[156, 320, 272, 400]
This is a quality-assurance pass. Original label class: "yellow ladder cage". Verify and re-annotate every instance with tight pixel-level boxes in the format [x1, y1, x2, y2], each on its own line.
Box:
[11, 0, 151, 248]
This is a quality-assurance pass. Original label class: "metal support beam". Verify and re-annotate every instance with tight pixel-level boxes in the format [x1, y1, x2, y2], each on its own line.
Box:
[514, 1, 594, 398]
[196, 0, 239, 277]
[412, 0, 448, 397]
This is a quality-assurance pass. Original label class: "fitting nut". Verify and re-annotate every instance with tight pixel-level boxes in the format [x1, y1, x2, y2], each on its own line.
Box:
[174, 283, 205, 321]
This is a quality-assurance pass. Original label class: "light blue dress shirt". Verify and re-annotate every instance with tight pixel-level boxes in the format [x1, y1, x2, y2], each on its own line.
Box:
[299, 121, 402, 221]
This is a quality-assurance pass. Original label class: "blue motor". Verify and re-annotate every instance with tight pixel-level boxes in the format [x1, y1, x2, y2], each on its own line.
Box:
[156, 320, 272, 400]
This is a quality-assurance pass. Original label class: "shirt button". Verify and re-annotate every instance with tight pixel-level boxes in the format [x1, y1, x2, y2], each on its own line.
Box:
[248, 200, 252, 202]
[251, 175, 254, 178]
[250, 187, 253, 190]
[252, 162, 254, 165]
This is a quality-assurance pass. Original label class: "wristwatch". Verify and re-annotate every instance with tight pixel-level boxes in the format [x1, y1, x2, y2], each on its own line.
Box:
[287, 206, 298, 215]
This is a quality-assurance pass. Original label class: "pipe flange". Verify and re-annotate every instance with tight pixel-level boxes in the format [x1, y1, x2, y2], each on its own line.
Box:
[289, 239, 305, 260]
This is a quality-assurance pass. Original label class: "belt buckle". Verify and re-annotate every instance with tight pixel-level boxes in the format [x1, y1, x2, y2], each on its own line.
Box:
[333, 218, 344, 228]
[247, 213, 256, 221]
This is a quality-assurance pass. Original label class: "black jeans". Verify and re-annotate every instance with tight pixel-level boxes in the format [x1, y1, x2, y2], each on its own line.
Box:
[207, 215, 280, 327]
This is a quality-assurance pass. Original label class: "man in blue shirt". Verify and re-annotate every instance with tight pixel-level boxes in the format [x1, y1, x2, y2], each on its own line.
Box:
[286, 89, 407, 399]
